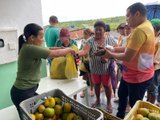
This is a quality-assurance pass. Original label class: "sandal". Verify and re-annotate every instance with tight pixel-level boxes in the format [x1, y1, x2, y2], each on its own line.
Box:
[80, 91, 85, 98]
[91, 101, 100, 108]
[107, 104, 113, 113]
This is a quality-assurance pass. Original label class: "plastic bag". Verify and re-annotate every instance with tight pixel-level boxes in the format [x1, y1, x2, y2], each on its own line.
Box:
[79, 62, 87, 72]
[65, 53, 78, 79]
[50, 44, 78, 79]
[50, 56, 66, 79]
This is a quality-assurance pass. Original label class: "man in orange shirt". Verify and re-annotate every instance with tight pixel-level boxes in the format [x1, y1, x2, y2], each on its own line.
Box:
[95, 2, 155, 119]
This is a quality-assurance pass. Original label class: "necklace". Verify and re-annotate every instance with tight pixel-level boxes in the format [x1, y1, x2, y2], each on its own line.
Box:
[95, 39, 106, 48]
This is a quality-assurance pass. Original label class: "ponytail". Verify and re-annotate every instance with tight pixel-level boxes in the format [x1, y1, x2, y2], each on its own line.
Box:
[18, 34, 26, 53]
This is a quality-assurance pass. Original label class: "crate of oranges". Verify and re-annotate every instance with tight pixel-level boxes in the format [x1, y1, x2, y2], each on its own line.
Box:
[124, 100, 160, 120]
[20, 89, 103, 120]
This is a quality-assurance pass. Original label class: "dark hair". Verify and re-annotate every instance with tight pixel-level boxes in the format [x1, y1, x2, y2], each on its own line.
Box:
[49, 15, 58, 23]
[117, 23, 126, 30]
[94, 21, 106, 30]
[155, 25, 160, 33]
[105, 24, 110, 32]
[18, 23, 43, 52]
[127, 2, 147, 16]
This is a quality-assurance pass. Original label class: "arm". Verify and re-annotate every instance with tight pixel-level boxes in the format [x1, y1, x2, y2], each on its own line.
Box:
[47, 48, 75, 58]
[49, 47, 63, 50]
[78, 44, 90, 57]
[105, 29, 146, 62]
[102, 47, 137, 62]
[113, 47, 126, 53]
[154, 47, 160, 64]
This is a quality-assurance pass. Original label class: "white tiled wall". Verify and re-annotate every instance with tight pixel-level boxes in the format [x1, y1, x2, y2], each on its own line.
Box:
[0, 28, 18, 64]
[0, 0, 43, 64]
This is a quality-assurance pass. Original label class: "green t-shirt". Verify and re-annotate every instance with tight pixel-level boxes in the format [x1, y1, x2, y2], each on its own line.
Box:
[14, 44, 50, 90]
[44, 26, 60, 47]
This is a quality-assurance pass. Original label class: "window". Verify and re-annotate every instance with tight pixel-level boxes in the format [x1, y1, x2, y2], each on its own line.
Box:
[0, 39, 4, 47]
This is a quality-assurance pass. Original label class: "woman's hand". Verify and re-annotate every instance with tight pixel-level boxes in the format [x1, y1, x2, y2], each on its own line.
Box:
[102, 49, 112, 58]
[94, 45, 113, 56]
[94, 47, 113, 59]
[66, 48, 76, 55]
[94, 47, 106, 56]
[77, 51, 83, 57]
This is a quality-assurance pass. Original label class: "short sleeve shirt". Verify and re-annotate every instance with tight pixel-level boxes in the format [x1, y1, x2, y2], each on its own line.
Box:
[14, 44, 51, 90]
[88, 36, 116, 74]
[122, 20, 155, 83]
[44, 26, 60, 47]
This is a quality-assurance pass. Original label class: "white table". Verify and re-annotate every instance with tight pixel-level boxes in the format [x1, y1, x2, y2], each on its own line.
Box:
[37, 77, 87, 98]
[0, 77, 88, 120]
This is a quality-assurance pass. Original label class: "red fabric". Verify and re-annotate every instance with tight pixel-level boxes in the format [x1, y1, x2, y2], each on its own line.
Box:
[122, 66, 154, 83]
[91, 74, 111, 86]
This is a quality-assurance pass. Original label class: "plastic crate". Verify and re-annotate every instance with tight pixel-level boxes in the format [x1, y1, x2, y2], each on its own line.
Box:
[124, 100, 160, 120]
[20, 89, 103, 120]
[97, 108, 122, 120]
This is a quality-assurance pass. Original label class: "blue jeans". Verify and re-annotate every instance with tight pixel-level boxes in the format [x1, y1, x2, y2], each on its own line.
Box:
[116, 77, 153, 119]
[147, 69, 160, 96]
[158, 85, 160, 102]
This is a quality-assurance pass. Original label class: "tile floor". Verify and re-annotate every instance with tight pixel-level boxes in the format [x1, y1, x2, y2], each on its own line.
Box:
[75, 86, 119, 117]
[75, 86, 152, 119]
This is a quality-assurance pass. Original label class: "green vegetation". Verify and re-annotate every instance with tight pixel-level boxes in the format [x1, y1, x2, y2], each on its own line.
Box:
[57, 16, 126, 30]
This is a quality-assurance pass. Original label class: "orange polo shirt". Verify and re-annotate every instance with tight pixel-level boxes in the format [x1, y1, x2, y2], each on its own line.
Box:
[122, 20, 155, 83]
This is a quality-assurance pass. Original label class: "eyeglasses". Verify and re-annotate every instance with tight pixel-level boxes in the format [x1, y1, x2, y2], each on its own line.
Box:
[119, 27, 125, 29]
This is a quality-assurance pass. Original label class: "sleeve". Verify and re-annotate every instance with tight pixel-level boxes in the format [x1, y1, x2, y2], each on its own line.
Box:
[55, 40, 62, 47]
[80, 40, 84, 50]
[55, 29, 60, 41]
[127, 28, 146, 51]
[107, 35, 117, 46]
[27, 45, 51, 59]
[86, 37, 92, 46]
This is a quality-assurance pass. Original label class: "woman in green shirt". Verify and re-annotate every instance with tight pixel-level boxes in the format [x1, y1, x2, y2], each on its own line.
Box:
[10, 23, 75, 120]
